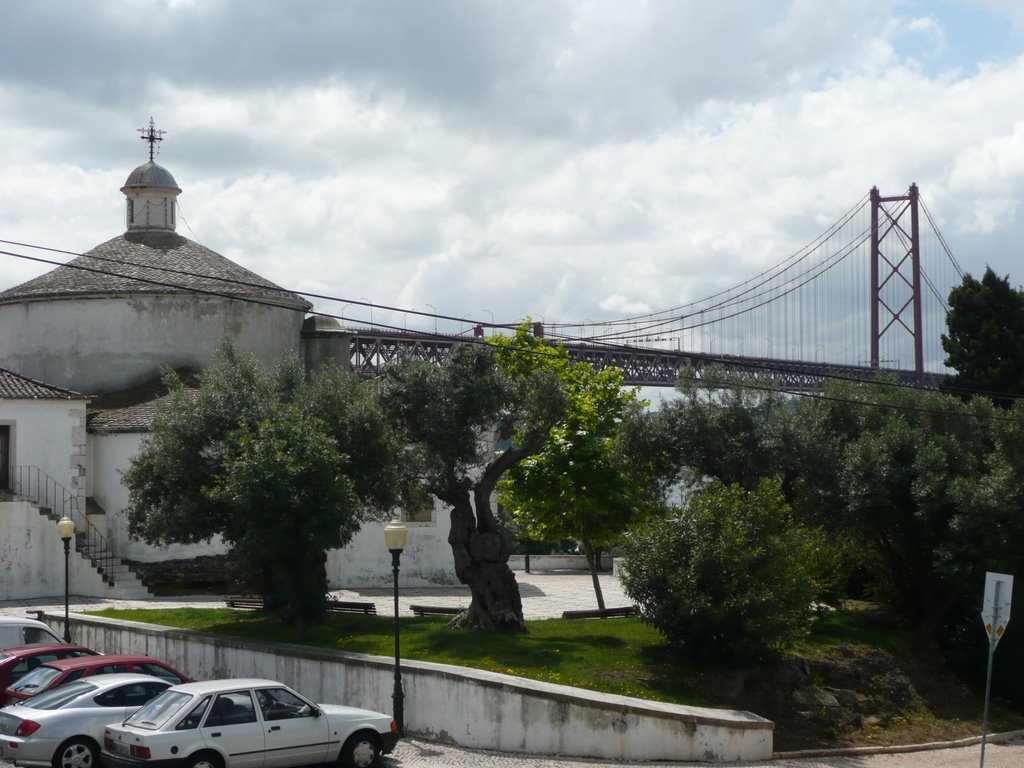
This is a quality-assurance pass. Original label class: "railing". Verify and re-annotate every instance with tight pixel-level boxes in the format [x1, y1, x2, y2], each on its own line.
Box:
[5, 466, 121, 583]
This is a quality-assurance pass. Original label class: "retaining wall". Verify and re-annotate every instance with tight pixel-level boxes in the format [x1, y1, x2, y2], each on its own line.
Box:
[47, 612, 773, 762]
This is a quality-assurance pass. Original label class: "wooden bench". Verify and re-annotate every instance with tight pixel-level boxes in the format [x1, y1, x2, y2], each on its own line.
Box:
[226, 597, 265, 610]
[326, 600, 377, 615]
[409, 604, 463, 617]
[226, 597, 376, 615]
[562, 606, 636, 619]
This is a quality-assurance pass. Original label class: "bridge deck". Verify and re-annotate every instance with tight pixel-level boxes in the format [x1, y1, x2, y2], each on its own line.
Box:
[342, 328, 940, 390]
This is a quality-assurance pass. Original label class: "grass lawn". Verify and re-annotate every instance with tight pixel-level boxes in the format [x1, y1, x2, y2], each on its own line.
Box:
[87, 605, 1024, 749]
[87, 607, 707, 705]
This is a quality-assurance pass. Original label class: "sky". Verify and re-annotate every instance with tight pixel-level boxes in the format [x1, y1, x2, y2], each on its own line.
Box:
[2, 0, 1024, 345]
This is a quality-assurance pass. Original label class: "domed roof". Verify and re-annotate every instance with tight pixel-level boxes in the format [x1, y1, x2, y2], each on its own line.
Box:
[302, 315, 343, 332]
[0, 230, 311, 312]
[121, 161, 181, 193]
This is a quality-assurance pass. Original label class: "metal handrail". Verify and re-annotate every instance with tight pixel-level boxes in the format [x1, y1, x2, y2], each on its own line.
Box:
[5, 466, 120, 581]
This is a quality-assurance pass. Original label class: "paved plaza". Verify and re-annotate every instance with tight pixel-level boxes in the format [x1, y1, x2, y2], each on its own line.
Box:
[0, 570, 630, 620]
[2, 572, 1022, 766]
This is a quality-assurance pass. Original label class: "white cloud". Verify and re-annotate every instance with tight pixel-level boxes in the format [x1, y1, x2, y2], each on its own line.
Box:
[2, 0, 1024, 355]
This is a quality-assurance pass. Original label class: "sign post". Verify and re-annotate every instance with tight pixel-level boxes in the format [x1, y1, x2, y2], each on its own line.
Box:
[979, 572, 1013, 768]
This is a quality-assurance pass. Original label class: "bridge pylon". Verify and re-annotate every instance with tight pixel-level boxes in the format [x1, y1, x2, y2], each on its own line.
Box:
[870, 184, 923, 383]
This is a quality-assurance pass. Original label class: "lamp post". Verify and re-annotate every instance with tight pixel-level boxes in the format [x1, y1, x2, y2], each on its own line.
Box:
[383, 520, 409, 734]
[56, 516, 75, 642]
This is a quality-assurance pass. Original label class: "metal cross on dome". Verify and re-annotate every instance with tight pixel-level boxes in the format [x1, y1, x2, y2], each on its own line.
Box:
[137, 117, 166, 162]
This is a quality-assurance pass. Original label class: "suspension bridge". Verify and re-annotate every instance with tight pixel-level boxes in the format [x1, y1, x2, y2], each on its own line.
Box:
[341, 185, 961, 389]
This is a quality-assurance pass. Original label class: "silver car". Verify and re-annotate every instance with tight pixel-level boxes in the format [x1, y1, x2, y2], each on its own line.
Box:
[0, 673, 171, 768]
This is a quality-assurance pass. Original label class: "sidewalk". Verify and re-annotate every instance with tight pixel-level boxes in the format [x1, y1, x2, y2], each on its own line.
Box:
[0, 570, 627, 619]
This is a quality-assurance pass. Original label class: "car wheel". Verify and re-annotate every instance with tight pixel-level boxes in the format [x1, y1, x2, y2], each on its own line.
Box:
[339, 731, 381, 768]
[186, 752, 224, 768]
[52, 738, 98, 768]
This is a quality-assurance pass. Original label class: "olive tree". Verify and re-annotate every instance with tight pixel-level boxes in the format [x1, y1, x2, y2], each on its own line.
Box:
[123, 342, 399, 628]
[380, 325, 566, 631]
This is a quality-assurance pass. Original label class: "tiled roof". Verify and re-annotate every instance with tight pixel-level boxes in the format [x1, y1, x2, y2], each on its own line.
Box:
[87, 367, 200, 434]
[0, 230, 311, 311]
[88, 398, 166, 433]
[0, 367, 87, 400]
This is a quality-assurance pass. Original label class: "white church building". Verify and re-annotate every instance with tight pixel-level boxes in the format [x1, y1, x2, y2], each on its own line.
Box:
[0, 128, 455, 600]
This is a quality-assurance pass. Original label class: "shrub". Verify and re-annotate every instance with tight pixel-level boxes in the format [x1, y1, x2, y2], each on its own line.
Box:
[619, 478, 836, 661]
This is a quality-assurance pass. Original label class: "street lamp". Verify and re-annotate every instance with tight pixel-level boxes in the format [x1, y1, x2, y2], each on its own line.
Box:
[383, 519, 409, 735]
[56, 516, 75, 642]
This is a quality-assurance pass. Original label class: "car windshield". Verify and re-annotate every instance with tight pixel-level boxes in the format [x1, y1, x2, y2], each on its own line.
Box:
[18, 680, 97, 710]
[124, 690, 194, 729]
[9, 666, 62, 693]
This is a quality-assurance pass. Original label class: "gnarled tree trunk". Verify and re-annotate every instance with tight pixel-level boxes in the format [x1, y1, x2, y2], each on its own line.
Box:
[440, 450, 535, 632]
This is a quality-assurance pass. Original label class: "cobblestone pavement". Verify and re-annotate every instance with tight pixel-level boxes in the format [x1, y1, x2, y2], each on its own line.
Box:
[378, 736, 1024, 767]
[1, 737, 1023, 768]
[2, 573, 1022, 766]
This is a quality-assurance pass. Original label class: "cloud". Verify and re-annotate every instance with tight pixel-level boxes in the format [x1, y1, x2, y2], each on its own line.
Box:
[2, 0, 1024, 350]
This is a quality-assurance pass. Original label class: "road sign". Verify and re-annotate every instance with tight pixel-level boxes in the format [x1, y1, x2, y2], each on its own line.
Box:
[981, 572, 1013, 648]
[980, 572, 1014, 768]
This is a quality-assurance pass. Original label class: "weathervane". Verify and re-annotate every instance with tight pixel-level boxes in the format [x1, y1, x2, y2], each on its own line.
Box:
[137, 117, 166, 162]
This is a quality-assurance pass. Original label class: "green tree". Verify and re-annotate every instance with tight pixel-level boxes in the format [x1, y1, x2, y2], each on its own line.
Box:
[645, 365, 792, 493]
[942, 267, 1024, 406]
[498, 357, 650, 610]
[778, 378, 1024, 639]
[123, 342, 399, 628]
[380, 324, 567, 632]
[619, 479, 834, 661]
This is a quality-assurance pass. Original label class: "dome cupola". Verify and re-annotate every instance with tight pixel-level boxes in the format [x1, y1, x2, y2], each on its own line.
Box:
[120, 118, 181, 232]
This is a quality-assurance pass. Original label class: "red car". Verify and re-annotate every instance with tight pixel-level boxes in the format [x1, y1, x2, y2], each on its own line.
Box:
[4, 654, 191, 703]
[0, 644, 98, 705]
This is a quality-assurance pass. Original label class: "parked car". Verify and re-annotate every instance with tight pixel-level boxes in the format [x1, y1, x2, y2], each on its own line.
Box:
[5, 656, 190, 704]
[102, 678, 399, 768]
[0, 645, 99, 706]
[0, 618, 64, 649]
[0, 673, 172, 768]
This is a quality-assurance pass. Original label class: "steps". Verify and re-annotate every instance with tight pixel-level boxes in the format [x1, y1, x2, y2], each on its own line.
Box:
[33, 500, 152, 600]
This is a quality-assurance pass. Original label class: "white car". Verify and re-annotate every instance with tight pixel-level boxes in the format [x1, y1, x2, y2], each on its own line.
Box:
[0, 673, 172, 768]
[0, 618, 65, 649]
[102, 679, 398, 768]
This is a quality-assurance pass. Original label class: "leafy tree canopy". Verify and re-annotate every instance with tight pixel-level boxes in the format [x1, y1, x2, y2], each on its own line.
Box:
[942, 267, 1024, 406]
[380, 323, 567, 631]
[619, 479, 836, 661]
[123, 342, 400, 626]
[498, 354, 651, 608]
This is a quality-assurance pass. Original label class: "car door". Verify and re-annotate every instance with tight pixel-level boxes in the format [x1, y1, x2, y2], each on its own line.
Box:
[200, 690, 265, 768]
[93, 681, 172, 735]
[254, 687, 331, 767]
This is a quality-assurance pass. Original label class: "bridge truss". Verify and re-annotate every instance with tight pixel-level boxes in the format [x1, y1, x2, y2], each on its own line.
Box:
[347, 329, 939, 390]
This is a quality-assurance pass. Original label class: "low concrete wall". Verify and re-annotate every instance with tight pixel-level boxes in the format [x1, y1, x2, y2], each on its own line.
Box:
[50, 612, 773, 762]
[509, 554, 613, 572]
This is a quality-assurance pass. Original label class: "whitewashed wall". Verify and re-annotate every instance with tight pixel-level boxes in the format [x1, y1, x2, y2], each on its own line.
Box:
[0, 296, 304, 394]
[0, 398, 86, 504]
[88, 432, 226, 561]
[0, 500, 129, 599]
[328, 501, 458, 588]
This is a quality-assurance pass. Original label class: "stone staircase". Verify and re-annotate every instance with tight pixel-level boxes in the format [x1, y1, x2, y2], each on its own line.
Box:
[9, 465, 152, 599]
[33, 503, 152, 600]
